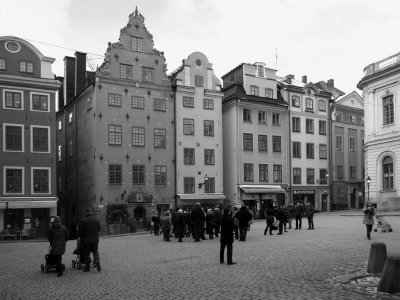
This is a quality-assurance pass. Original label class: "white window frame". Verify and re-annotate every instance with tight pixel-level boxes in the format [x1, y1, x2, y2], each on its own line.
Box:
[30, 91, 50, 112]
[68, 112, 73, 124]
[58, 121, 62, 131]
[30, 125, 50, 153]
[2, 89, 24, 110]
[31, 167, 51, 195]
[3, 166, 25, 195]
[3, 123, 24, 152]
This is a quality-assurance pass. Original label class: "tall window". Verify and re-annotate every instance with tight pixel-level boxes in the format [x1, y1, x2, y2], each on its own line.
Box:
[142, 67, 155, 82]
[205, 177, 215, 193]
[318, 100, 326, 111]
[131, 37, 143, 52]
[350, 166, 356, 179]
[383, 156, 394, 190]
[319, 144, 327, 159]
[32, 94, 49, 111]
[154, 129, 166, 148]
[184, 177, 195, 193]
[109, 164, 122, 185]
[243, 133, 253, 150]
[132, 165, 145, 185]
[5, 124, 23, 151]
[154, 99, 166, 111]
[273, 165, 282, 182]
[349, 137, 356, 152]
[33, 168, 49, 193]
[184, 148, 195, 165]
[258, 134, 268, 151]
[195, 75, 204, 87]
[244, 163, 254, 181]
[204, 149, 215, 165]
[336, 136, 343, 151]
[265, 89, 273, 98]
[306, 98, 313, 111]
[293, 142, 301, 158]
[383, 95, 394, 125]
[204, 120, 214, 136]
[258, 111, 267, 124]
[5, 168, 23, 193]
[32, 126, 49, 152]
[155, 165, 167, 185]
[337, 165, 343, 179]
[203, 98, 214, 110]
[272, 113, 280, 126]
[319, 120, 326, 135]
[336, 113, 342, 122]
[292, 117, 300, 132]
[183, 118, 194, 135]
[58, 145, 62, 162]
[250, 85, 259, 96]
[257, 65, 264, 77]
[306, 169, 315, 184]
[120, 64, 133, 79]
[108, 125, 122, 145]
[272, 136, 281, 152]
[0, 58, 5, 70]
[20, 61, 33, 73]
[243, 108, 252, 122]
[259, 164, 268, 182]
[4, 91, 22, 109]
[293, 168, 301, 184]
[131, 96, 144, 109]
[183, 96, 194, 108]
[349, 115, 356, 125]
[108, 94, 122, 107]
[132, 127, 145, 147]
[306, 119, 314, 134]
[319, 169, 328, 184]
[306, 143, 314, 159]
[292, 95, 300, 107]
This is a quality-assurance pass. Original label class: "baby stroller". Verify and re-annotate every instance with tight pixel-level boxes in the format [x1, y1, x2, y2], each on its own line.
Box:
[40, 246, 65, 273]
[374, 215, 393, 233]
[71, 238, 97, 269]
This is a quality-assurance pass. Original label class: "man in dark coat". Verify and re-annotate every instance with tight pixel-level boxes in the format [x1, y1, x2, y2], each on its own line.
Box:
[78, 208, 101, 272]
[48, 216, 68, 277]
[175, 209, 186, 242]
[304, 202, 315, 230]
[213, 207, 222, 237]
[220, 207, 237, 265]
[294, 202, 305, 230]
[234, 206, 252, 241]
[286, 202, 295, 229]
[275, 205, 289, 235]
[190, 203, 205, 242]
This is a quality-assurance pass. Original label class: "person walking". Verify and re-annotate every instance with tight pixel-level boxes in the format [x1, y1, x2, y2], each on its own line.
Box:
[214, 207, 222, 238]
[175, 209, 186, 242]
[191, 203, 205, 242]
[362, 201, 375, 240]
[235, 206, 252, 241]
[304, 202, 315, 230]
[151, 212, 160, 236]
[161, 211, 172, 242]
[232, 206, 239, 240]
[264, 204, 275, 235]
[206, 208, 216, 240]
[78, 208, 101, 272]
[286, 202, 295, 229]
[275, 205, 288, 235]
[48, 216, 68, 277]
[294, 202, 304, 230]
[220, 207, 237, 265]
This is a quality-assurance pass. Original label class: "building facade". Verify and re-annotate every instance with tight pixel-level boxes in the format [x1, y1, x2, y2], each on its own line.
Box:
[170, 52, 225, 209]
[358, 51, 400, 211]
[0, 36, 61, 236]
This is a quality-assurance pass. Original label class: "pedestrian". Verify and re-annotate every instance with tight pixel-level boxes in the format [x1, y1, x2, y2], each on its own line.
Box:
[78, 208, 101, 272]
[264, 204, 275, 235]
[206, 208, 215, 240]
[247, 207, 254, 231]
[191, 203, 205, 242]
[200, 206, 207, 240]
[161, 211, 172, 242]
[184, 210, 191, 237]
[294, 202, 304, 230]
[275, 205, 288, 235]
[304, 202, 315, 230]
[235, 206, 252, 241]
[220, 206, 237, 265]
[232, 206, 239, 240]
[151, 211, 160, 236]
[48, 216, 68, 277]
[175, 209, 186, 242]
[214, 207, 222, 237]
[362, 201, 375, 240]
[286, 202, 295, 229]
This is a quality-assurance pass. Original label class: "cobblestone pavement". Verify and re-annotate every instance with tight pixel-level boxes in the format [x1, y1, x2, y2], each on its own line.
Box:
[1, 212, 400, 300]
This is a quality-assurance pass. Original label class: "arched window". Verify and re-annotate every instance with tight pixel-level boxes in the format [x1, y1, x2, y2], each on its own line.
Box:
[382, 156, 394, 190]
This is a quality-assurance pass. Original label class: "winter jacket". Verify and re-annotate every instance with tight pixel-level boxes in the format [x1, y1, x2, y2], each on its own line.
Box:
[294, 204, 305, 217]
[191, 206, 206, 226]
[362, 205, 375, 225]
[304, 204, 315, 217]
[220, 214, 236, 243]
[78, 213, 101, 245]
[235, 207, 252, 226]
[48, 221, 68, 255]
[161, 213, 172, 229]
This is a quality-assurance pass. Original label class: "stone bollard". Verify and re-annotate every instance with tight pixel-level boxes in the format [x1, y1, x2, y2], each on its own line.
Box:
[367, 242, 387, 274]
[378, 254, 400, 293]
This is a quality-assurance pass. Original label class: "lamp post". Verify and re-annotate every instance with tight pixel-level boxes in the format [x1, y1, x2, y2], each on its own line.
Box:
[367, 176, 371, 202]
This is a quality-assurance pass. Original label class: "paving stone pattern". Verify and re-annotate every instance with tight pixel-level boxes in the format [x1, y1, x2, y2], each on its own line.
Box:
[0, 213, 399, 300]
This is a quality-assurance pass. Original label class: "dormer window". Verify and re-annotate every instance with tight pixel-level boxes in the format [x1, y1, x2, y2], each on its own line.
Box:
[250, 85, 259, 96]
[131, 37, 143, 52]
[257, 65, 264, 77]
[265, 89, 273, 98]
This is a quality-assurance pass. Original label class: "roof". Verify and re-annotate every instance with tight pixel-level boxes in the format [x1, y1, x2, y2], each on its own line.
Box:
[315, 81, 345, 99]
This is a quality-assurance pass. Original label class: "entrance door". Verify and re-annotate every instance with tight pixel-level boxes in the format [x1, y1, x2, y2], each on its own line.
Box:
[31, 208, 50, 237]
[350, 189, 356, 208]
[133, 207, 146, 229]
[321, 194, 328, 212]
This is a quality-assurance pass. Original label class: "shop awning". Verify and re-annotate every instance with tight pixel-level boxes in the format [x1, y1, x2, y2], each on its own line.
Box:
[0, 197, 58, 209]
[177, 193, 226, 200]
[239, 185, 285, 194]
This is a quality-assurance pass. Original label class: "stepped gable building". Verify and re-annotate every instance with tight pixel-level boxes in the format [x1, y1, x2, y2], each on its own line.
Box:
[222, 62, 289, 216]
[0, 36, 61, 236]
[169, 52, 225, 209]
[358, 51, 400, 211]
[56, 7, 174, 235]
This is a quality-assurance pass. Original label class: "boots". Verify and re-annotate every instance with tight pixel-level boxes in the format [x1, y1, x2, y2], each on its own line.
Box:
[367, 232, 371, 240]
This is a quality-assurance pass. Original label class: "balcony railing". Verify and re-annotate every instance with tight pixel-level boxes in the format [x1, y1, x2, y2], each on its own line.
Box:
[363, 52, 400, 77]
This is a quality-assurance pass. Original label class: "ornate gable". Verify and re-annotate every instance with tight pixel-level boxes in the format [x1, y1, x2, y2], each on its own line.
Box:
[336, 91, 364, 109]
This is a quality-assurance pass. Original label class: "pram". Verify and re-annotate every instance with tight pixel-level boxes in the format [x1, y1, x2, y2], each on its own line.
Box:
[71, 238, 97, 269]
[374, 214, 393, 233]
[40, 246, 65, 273]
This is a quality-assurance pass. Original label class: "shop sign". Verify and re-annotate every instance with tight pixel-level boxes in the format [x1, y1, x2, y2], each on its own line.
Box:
[293, 190, 315, 195]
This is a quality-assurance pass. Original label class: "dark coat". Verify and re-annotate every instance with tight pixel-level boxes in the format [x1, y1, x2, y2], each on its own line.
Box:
[275, 207, 289, 222]
[220, 214, 236, 243]
[265, 207, 275, 222]
[48, 222, 68, 255]
[304, 204, 315, 217]
[174, 213, 186, 238]
[362, 205, 375, 225]
[294, 204, 305, 217]
[78, 213, 101, 245]
[206, 213, 215, 232]
[191, 206, 206, 226]
[287, 204, 295, 218]
[235, 207, 252, 226]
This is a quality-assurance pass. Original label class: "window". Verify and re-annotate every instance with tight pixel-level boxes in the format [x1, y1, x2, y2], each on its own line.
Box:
[350, 115, 356, 125]
[306, 119, 314, 134]
[293, 142, 301, 158]
[306, 169, 315, 184]
[318, 100, 326, 112]
[184, 148, 195, 165]
[336, 113, 342, 122]
[383, 156, 394, 190]
[58, 145, 62, 162]
[273, 165, 282, 182]
[131, 96, 144, 109]
[68, 140, 73, 157]
[203, 98, 214, 110]
[183, 118, 194, 135]
[132, 127, 145, 147]
[204, 120, 214, 136]
[154, 98, 166, 111]
[259, 164, 268, 182]
[4, 167, 23, 194]
[350, 166, 356, 179]
[0, 58, 5, 70]
[292, 117, 300, 132]
[154, 165, 167, 185]
[319, 120, 326, 135]
[4, 91, 22, 109]
[257, 65, 264, 77]
[195, 75, 204, 87]
[142, 67, 155, 82]
[383, 95, 394, 125]
[32, 126, 50, 152]
[183, 96, 194, 108]
[108, 125, 122, 145]
[184, 177, 195, 193]
[131, 37, 143, 52]
[250, 85, 259, 96]
[108, 94, 122, 107]
[306, 143, 314, 159]
[31, 93, 49, 111]
[243, 108, 252, 122]
[204, 149, 215, 165]
[272, 136, 281, 152]
[337, 165, 343, 179]
[292, 95, 300, 107]
[306, 98, 313, 111]
[154, 129, 166, 148]
[20, 61, 33, 73]
[120, 64, 133, 79]
[58, 121, 62, 131]
[205, 177, 215, 193]
[32, 168, 49, 194]
[265, 89, 273, 98]
[319, 169, 328, 184]
[132, 165, 145, 185]
[4, 124, 23, 151]
[109, 164, 122, 185]
[244, 163, 254, 181]
[272, 113, 280, 126]
[68, 113, 73, 123]
[258, 111, 267, 124]
[258, 135, 268, 151]
[336, 136, 343, 151]
[319, 144, 327, 159]
[349, 137, 356, 152]
[293, 168, 301, 184]
[243, 133, 253, 150]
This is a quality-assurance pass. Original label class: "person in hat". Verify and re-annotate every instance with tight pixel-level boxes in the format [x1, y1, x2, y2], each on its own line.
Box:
[48, 216, 68, 277]
[362, 201, 375, 240]
[78, 208, 101, 272]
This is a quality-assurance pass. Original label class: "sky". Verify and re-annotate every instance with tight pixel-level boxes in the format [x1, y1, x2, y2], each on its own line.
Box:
[1, 0, 400, 94]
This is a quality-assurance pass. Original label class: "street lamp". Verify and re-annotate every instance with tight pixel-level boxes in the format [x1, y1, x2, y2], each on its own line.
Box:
[366, 176, 371, 202]
[198, 174, 209, 189]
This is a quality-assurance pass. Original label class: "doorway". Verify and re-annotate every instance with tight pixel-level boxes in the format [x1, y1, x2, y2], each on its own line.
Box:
[31, 208, 50, 237]
[133, 207, 146, 229]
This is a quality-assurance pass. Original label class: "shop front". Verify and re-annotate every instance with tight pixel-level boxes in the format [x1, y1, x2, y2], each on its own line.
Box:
[176, 194, 226, 211]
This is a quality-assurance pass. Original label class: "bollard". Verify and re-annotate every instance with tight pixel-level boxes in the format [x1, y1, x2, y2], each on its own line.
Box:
[378, 253, 400, 293]
[367, 242, 387, 274]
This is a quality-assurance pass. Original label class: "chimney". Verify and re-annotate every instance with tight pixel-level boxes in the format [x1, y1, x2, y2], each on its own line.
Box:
[64, 56, 76, 104]
[302, 75, 307, 84]
[287, 74, 295, 79]
[75, 52, 87, 96]
[327, 79, 334, 87]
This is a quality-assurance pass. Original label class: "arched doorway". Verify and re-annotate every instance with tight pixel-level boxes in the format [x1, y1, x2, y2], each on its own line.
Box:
[133, 207, 146, 229]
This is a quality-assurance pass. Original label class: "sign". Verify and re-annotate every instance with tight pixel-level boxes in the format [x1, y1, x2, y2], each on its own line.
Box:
[293, 190, 315, 195]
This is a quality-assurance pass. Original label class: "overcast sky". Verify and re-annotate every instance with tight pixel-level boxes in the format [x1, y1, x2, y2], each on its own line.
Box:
[1, 0, 400, 94]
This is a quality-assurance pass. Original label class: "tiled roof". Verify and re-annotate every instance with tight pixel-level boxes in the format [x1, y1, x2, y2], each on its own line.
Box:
[315, 81, 345, 99]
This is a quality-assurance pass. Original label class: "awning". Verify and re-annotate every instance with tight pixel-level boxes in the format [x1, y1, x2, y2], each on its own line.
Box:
[177, 193, 226, 200]
[239, 185, 285, 194]
[0, 197, 58, 209]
